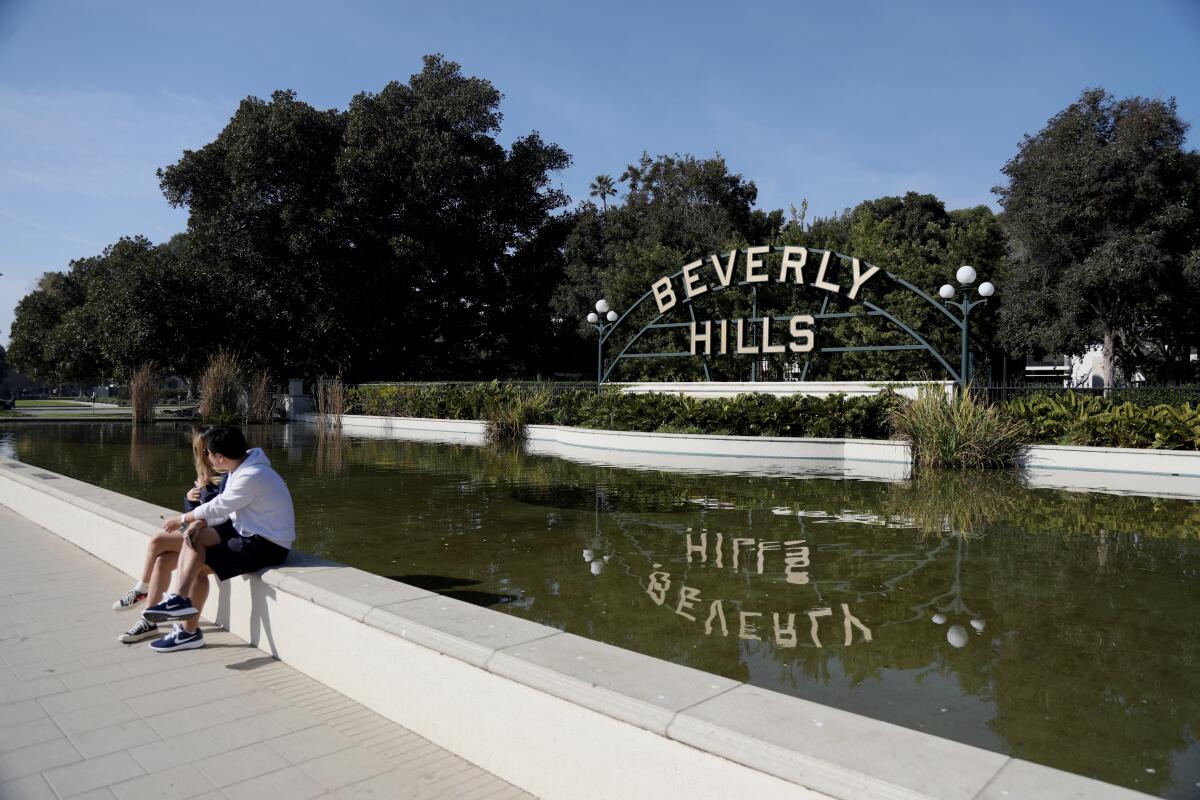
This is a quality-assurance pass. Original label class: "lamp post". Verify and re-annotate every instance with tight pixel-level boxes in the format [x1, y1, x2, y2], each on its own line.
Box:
[586, 299, 619, 394]
[938, 266, 996, 394]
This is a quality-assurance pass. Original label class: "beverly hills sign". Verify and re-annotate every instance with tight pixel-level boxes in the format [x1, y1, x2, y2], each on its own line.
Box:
[647, 246, 881, 356]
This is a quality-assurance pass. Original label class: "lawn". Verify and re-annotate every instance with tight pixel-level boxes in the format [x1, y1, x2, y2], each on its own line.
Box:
[15, 399, 94, 407]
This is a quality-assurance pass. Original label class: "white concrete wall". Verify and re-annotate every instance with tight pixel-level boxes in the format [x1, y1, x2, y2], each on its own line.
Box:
[0, 457, 1148, 800]
[295, 414, 911, 480]
[296, 413, 1200, 498]
[1023, 444, 1200, 499]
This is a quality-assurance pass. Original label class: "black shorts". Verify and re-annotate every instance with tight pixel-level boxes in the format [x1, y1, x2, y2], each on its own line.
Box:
[204, 528, 290, 581]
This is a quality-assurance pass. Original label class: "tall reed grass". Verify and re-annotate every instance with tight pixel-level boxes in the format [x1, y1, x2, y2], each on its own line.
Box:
[484, 386, 552, 443]
[315, 377, 347, 430]
[889, 386, 1026, 470]
[198, 351, 244, 424]
[246, 369, 276, 424]
[128, 363, 158, 424]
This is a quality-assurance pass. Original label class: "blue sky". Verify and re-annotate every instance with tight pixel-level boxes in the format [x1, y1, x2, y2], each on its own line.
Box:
[1, 0, 1198, 347]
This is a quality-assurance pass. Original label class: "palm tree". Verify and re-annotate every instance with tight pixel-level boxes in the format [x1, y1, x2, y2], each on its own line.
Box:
[589, 174, 617, 212]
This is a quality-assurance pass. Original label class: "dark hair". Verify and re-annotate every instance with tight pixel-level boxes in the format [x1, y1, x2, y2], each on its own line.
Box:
[202, 426, 249, 459]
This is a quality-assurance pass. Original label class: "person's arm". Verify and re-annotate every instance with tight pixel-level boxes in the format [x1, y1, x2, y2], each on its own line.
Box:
[189, 471, 261, 526]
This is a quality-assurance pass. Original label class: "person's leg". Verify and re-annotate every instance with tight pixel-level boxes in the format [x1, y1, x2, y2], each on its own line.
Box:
[141, 531, 181, 584]
[169, 526, 222, 597]
[183, 567, 214, 634]
[146, 550, 179, 606]
[114, 531, 181, 610]
[119, 549, 180, 643]
[143, 526, 222, 623]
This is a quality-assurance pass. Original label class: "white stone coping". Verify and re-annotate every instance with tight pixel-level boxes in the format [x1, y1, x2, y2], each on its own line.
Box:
[295, 414, 912, 481]
[0, 456, 1150, 800]
[297, 413, 1200, 497]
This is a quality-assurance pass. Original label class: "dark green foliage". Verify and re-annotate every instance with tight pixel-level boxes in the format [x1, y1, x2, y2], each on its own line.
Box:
[1005, 392, 1200, 450]
[347, 382, 902, 439]
[10, 56, 575, 385]
[995, 88, 1200, 383]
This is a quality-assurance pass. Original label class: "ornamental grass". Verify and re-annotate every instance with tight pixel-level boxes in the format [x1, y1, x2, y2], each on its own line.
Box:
[128, 363, 158, 424]
[198, 350, 244, 424]
[889, 385, 1026, 470]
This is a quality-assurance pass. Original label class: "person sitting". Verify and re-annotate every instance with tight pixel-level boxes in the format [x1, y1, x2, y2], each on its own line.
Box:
[115, 429, 229, 643]
[142, 425, 295, 652]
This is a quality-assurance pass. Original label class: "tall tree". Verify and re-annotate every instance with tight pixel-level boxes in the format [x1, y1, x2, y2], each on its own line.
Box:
[589, 174, 617, 211]
[994, 88, 1200, 383]
[336, 55, 571, 379]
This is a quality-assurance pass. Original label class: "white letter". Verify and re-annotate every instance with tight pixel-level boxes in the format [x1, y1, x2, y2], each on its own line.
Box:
[647, 570, 670, 606]
[675, 585, 702, 622]
[704, 600, 728, 636]
[732, 538, 754, 569]
[789, 315, 815, 353]
[760, 317, 786, 354]
[652, 276, 677, 313]
[842, 603, 873, 645]
[685, 531, 707, 562]
[784, 540, 810, 585]
[710, 250, 737, 287]
[813, 250, 840, 293]
[847, 258, 881, 299]
[739, 611, 762, 640]
[808, 607, 833, 647]
[773, 613, 798, 648]
[779, 246, 808, 283]
[756, 540, 781, 573]
[690, 320, 712, 355]
[736, 319, 758, 354]
[718, 319, 728, 354]
[682, 259, 708, 299]
[744, 245, 770, 283]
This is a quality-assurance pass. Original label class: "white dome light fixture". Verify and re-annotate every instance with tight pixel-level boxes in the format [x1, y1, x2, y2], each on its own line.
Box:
[977, 282, 995, 298]
[938, 284, 956, 300]
[606, 310, 618, 322]
[956, 265, 977, 285]
[595, 299, 610, 314]
[586, 312, 599, 324]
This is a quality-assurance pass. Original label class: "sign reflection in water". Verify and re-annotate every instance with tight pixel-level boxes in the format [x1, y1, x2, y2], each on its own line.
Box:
[4, 422, 1200, 800]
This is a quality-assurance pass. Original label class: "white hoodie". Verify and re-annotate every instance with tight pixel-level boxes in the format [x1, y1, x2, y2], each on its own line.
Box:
[192, 448, 295, 549]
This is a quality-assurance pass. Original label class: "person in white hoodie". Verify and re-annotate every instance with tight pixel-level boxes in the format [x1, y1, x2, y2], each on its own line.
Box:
[142, 425, 295, 653]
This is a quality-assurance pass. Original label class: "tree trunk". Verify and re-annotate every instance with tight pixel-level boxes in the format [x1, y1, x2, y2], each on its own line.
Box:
[1101, 329, 1117, 387]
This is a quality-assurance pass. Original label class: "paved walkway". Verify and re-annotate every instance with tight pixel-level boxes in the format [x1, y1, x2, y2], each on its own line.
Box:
[0, 505, 535, 800]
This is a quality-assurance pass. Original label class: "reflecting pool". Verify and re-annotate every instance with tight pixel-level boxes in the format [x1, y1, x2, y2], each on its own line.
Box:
[2, 422, 1199, 798]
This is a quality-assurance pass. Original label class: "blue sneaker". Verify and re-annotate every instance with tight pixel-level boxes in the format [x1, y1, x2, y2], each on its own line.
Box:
[141, 593, 198, 622]
[149, 625, 204, 653]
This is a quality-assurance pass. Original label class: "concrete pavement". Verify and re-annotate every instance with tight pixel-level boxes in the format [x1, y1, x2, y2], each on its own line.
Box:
[0, 504, 535, 800]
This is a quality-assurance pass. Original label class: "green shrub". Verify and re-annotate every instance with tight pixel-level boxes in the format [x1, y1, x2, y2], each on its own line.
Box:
[1004, 391, 1200, 450]
[890, 386, 1026, 470]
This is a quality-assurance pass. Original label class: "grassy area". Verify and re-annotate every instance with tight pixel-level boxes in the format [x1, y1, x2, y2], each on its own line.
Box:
[15, 399, 93, 407]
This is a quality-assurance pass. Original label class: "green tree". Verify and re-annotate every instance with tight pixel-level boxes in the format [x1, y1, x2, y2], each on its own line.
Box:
[994, 88, 1200, 383]
[553, 153, 783, 381]
[335, 55, 572, 379]
[589, 174, 617, 211]
[772, 193, 1011, 383]
[158, 89, 349, 377]
[8, 270, 90, 383]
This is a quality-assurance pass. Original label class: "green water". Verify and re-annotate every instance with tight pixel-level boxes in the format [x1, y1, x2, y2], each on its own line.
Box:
[2, 422, 1199, 798]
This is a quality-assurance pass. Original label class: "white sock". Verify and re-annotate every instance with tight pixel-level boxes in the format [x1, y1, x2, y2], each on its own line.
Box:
[133, 581, 149, 593]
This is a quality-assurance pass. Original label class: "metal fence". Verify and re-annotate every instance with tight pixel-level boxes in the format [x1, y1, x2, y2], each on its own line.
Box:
[984, 383, 1200, 406]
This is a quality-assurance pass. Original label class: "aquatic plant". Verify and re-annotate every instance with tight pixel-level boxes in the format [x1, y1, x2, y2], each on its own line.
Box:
[198, 350, 244, 424]
[889, 386, 1026, 470]
[128, 363, 159, 424]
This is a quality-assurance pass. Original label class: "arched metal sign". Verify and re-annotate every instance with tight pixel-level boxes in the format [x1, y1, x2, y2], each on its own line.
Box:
[595, 246, 982, 389]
